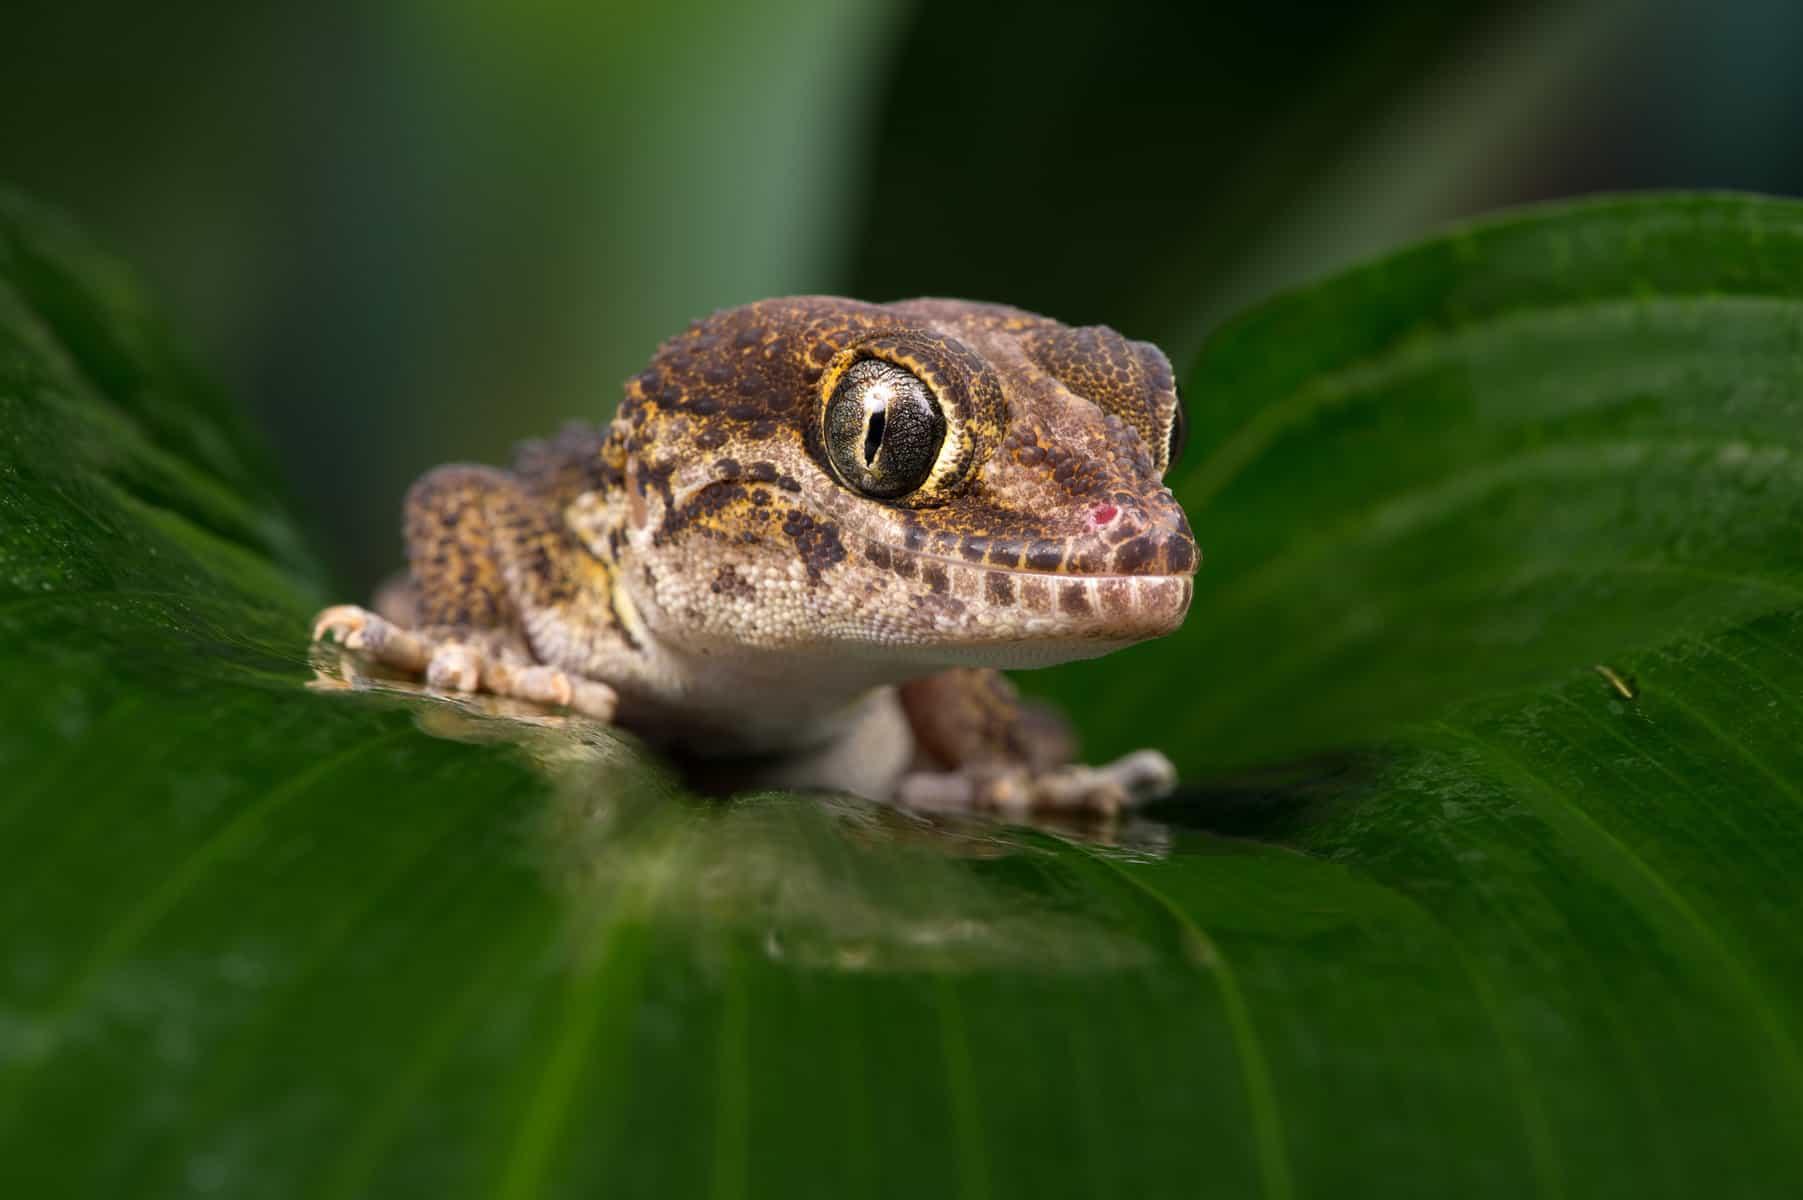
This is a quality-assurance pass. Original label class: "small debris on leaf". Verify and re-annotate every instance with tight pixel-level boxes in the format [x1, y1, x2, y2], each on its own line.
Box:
[1593, 664, 1639, 701]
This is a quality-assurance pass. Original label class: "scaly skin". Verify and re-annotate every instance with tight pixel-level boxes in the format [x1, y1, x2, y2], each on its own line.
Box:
[313, 297, 1199, 814]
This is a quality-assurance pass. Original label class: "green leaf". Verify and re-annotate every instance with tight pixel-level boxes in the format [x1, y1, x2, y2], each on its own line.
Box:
[5, 189, 1803, 1198]
[1050, 191, 1803, 769]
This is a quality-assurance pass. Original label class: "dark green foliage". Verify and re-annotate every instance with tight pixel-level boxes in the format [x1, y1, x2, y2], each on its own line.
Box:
[3, 192, 1801, 1198]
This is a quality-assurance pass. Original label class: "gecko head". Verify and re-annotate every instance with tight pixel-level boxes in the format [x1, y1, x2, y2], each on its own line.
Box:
[602, 296, 1197, 673]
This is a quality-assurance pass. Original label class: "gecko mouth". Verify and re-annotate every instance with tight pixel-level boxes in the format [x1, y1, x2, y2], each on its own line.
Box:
[838, 494, 1200, 655]
[873, 539, 1196, 653]
[876, 519, 1199, 581]
[905, 545, 1199, 584]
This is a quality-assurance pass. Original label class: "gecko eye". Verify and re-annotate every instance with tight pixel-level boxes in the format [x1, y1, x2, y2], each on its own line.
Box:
[824, 359, 946, 499]
[1165, 383, 1189, 473]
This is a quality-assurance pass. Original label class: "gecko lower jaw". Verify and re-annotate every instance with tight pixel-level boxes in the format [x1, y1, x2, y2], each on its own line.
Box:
[912, 565, 1194, 650]
[913, 573, 1194, 668]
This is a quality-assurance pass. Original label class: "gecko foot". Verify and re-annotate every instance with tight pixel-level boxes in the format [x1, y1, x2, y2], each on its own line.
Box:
[895, 748, 1177, 817]
[310, 605, 618, 721]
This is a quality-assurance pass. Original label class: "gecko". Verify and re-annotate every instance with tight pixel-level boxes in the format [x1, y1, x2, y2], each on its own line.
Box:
[312, 298, 1198, 814]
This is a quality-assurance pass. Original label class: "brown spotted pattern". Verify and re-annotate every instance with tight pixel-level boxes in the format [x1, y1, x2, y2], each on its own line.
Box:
[362, 296, 1198, 765]
[1017, 324, 1182, 473]
[563, 297, 1198, 668]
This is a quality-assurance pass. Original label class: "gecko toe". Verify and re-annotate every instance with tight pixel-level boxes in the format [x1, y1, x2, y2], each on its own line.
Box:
[312, 604, 372, 650]
[425, 643, 483, 692]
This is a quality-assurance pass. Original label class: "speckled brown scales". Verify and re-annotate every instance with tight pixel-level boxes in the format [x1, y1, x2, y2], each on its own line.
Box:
[313, 296, 1200, 814]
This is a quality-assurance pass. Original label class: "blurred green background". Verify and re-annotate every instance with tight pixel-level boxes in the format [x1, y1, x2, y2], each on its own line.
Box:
[5, 0, 1801, 590]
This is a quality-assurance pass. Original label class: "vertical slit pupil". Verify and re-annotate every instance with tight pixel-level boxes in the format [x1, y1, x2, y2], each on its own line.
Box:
[862, 406, 886, 466]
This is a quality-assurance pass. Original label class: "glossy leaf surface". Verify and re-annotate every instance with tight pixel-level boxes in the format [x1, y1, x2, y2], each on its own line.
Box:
[3, 192, 1802, 1198]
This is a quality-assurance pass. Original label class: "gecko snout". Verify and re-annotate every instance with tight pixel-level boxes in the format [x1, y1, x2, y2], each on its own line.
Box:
[1087, 492, 1198, 578]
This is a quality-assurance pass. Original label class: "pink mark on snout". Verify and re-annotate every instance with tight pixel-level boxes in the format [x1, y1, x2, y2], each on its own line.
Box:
[1089, 503, 1120, 528]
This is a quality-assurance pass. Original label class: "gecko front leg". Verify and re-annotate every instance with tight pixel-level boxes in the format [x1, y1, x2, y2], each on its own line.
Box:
[312, 606, 617, 718]
[312, 464, 620, 720]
